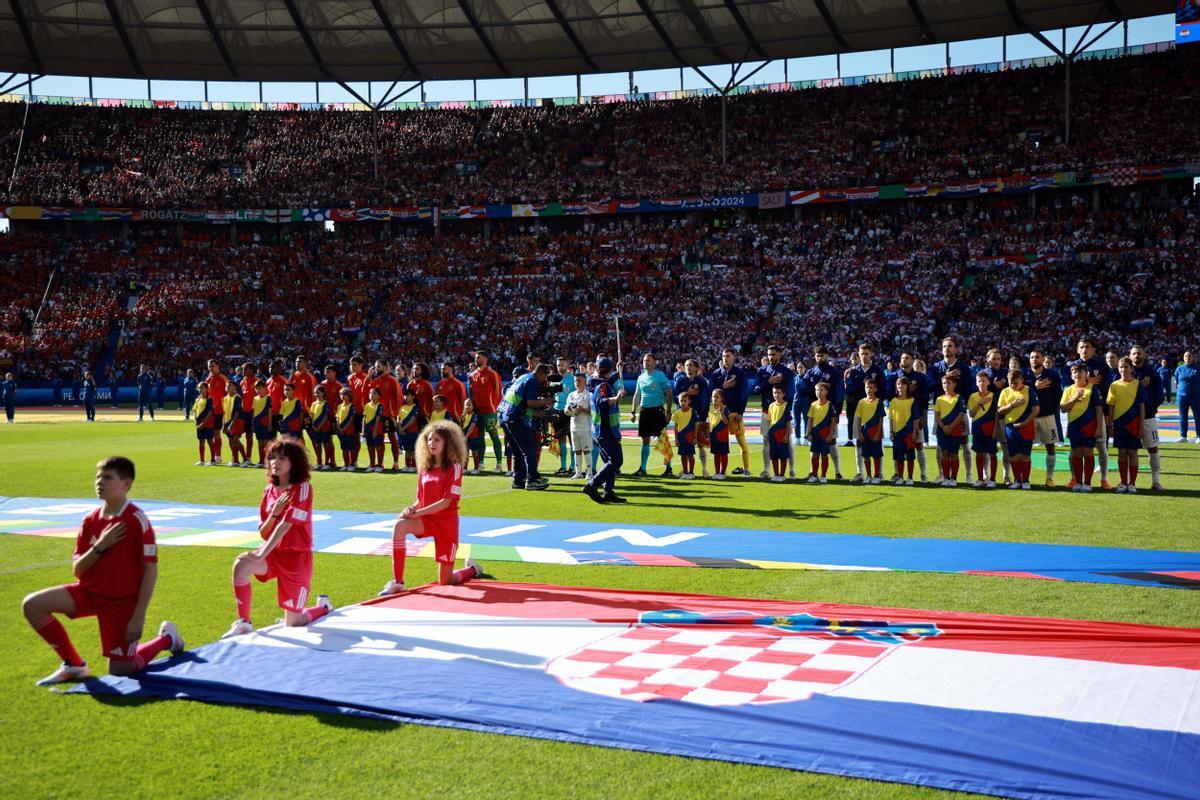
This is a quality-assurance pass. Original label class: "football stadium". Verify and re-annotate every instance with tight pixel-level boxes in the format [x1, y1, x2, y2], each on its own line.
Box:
[2, 1, 1199, 798]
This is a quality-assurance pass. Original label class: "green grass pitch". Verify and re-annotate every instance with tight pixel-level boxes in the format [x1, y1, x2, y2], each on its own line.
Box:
[2, 409, 1198, 800]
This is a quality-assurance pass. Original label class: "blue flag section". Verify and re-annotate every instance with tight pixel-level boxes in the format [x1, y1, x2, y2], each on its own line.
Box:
[74, 583, 1200, 800]
[2, 495, 1199, 589]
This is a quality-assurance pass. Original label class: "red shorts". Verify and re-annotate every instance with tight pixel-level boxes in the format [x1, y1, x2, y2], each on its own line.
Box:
[413, 517, 459, 564]
[65, 583, 139, 662]
[255, 549, 313, 612]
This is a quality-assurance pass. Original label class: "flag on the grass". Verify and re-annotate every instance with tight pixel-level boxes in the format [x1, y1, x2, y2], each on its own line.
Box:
[77, 582, 1200, 800]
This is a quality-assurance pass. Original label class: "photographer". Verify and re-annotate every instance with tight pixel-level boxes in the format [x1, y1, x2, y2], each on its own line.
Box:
[498, 364, 554, 491]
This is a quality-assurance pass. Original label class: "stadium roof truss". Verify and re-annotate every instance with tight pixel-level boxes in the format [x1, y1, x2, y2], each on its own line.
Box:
[0, 0, 1166, 83]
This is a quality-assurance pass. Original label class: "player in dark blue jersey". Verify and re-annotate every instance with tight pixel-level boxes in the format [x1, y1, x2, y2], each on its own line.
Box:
[1027, 350, 1063, 487]
[980, 348, 1014, 485]
[711, 348, 751, 476]
[843, 344, 886, 484]
[927, 337, 975, 483]
[894, 351, 931, 483]
[756, 345, 796, 479]
[795, 347, 845, 479]
[1068, 338, 1113, 490]
[673, 359, 711, 478]
[1130, 345, 1165, 491]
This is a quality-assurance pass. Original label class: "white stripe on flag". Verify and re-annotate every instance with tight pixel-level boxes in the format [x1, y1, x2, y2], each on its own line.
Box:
[830, 645, 1200, 734]
[469, 524, 544, 539]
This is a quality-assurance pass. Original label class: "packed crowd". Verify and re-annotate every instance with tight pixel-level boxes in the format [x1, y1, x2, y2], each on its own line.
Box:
[2, 183, 1197, 386]
[0, 46, 1196, 208]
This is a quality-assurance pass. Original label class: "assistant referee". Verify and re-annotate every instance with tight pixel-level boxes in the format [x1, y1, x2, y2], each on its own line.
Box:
[630, 353, 674, 477]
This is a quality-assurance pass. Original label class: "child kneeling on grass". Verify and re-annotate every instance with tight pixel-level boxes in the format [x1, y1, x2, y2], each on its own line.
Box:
[379, 420, 482, 596]
[223, 437, 332, 638]
[22, 457, 184, 685]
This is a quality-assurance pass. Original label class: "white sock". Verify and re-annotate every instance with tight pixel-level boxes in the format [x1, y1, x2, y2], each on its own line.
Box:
[761, 445, 770, 474]
[916, 448, 927, 479]
[855, 450, 865, 477]
[788, 444, 795, 474]
[1045, 450, 1056, 481]
[699, 448, 709, 474]
[830, 447, 842, 474]
[963, 444, 974, 480]
[934, 447, 944, 479]
[1149, 451, 1161, 482]
[1097, 441, 1109, 479]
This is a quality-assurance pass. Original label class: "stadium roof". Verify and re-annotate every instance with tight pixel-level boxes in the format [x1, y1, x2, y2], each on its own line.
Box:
[0, 0, 1167, 84]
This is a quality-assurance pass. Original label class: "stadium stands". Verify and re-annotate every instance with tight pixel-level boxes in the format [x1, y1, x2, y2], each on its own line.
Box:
[0, 47, 1195, 209]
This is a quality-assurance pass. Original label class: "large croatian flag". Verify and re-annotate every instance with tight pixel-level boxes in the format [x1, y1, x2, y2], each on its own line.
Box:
[81, 582, 1200, 799]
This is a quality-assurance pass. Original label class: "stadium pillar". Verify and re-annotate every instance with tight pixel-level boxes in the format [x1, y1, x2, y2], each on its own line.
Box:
[524, 77, 529, 104]
[721, 93, 727, 167]
[576, 74, 581, 102]
[679, 68, 684, 90]
[88, 77, 93, 100]
[372, 108, 380, 179]
[203, 81, 208, 102]
[1064, 56, 1071, 145]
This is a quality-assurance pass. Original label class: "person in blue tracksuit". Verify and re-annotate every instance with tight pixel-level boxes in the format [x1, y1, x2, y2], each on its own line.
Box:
[82, 371, 97, 422]
[1175, 351, 1200, 443]
[2, 372, 16, 423]
[136, 365, 155, 421]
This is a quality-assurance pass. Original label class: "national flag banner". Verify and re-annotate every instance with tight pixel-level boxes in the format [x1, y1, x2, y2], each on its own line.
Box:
[586, 199, 616, 215]
[1111, 166, 1138, 186]
[354, 208, 389, 222]
[263, 208, 291, 223]
[79, 582, 1200, 800]
[845, 187, 879, 203]
[788, 190, 820, 205]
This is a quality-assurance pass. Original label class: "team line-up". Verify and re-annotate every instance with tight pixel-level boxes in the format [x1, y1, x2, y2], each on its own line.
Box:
[173, 336, 1198, 496]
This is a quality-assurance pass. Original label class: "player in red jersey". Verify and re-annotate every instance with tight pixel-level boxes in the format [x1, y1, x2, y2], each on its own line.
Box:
[223, 437, 333, 638]
[345, 355, 367, 462]
[206, 359, 227, 464]
[320, 364, 343, 412]
[378, 420, 482, 595]
[290, 355, 316, 409]
[21, 457, 185, 685]
[438, 362, 467, 419]
[372, 359, 403, 470]
[265, 359, 287, 428]
[409, 362, 435, 421]
[468, 351, 505, 471]
[239, 362, 258, 459]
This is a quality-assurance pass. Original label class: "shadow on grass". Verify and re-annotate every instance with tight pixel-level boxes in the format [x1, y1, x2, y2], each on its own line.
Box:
[86, 687, 404, 731]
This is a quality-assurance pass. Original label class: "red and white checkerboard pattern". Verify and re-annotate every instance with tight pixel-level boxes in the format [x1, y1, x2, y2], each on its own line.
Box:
[1111, 166, 1137, 187]
[546, 625, 893, 706]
